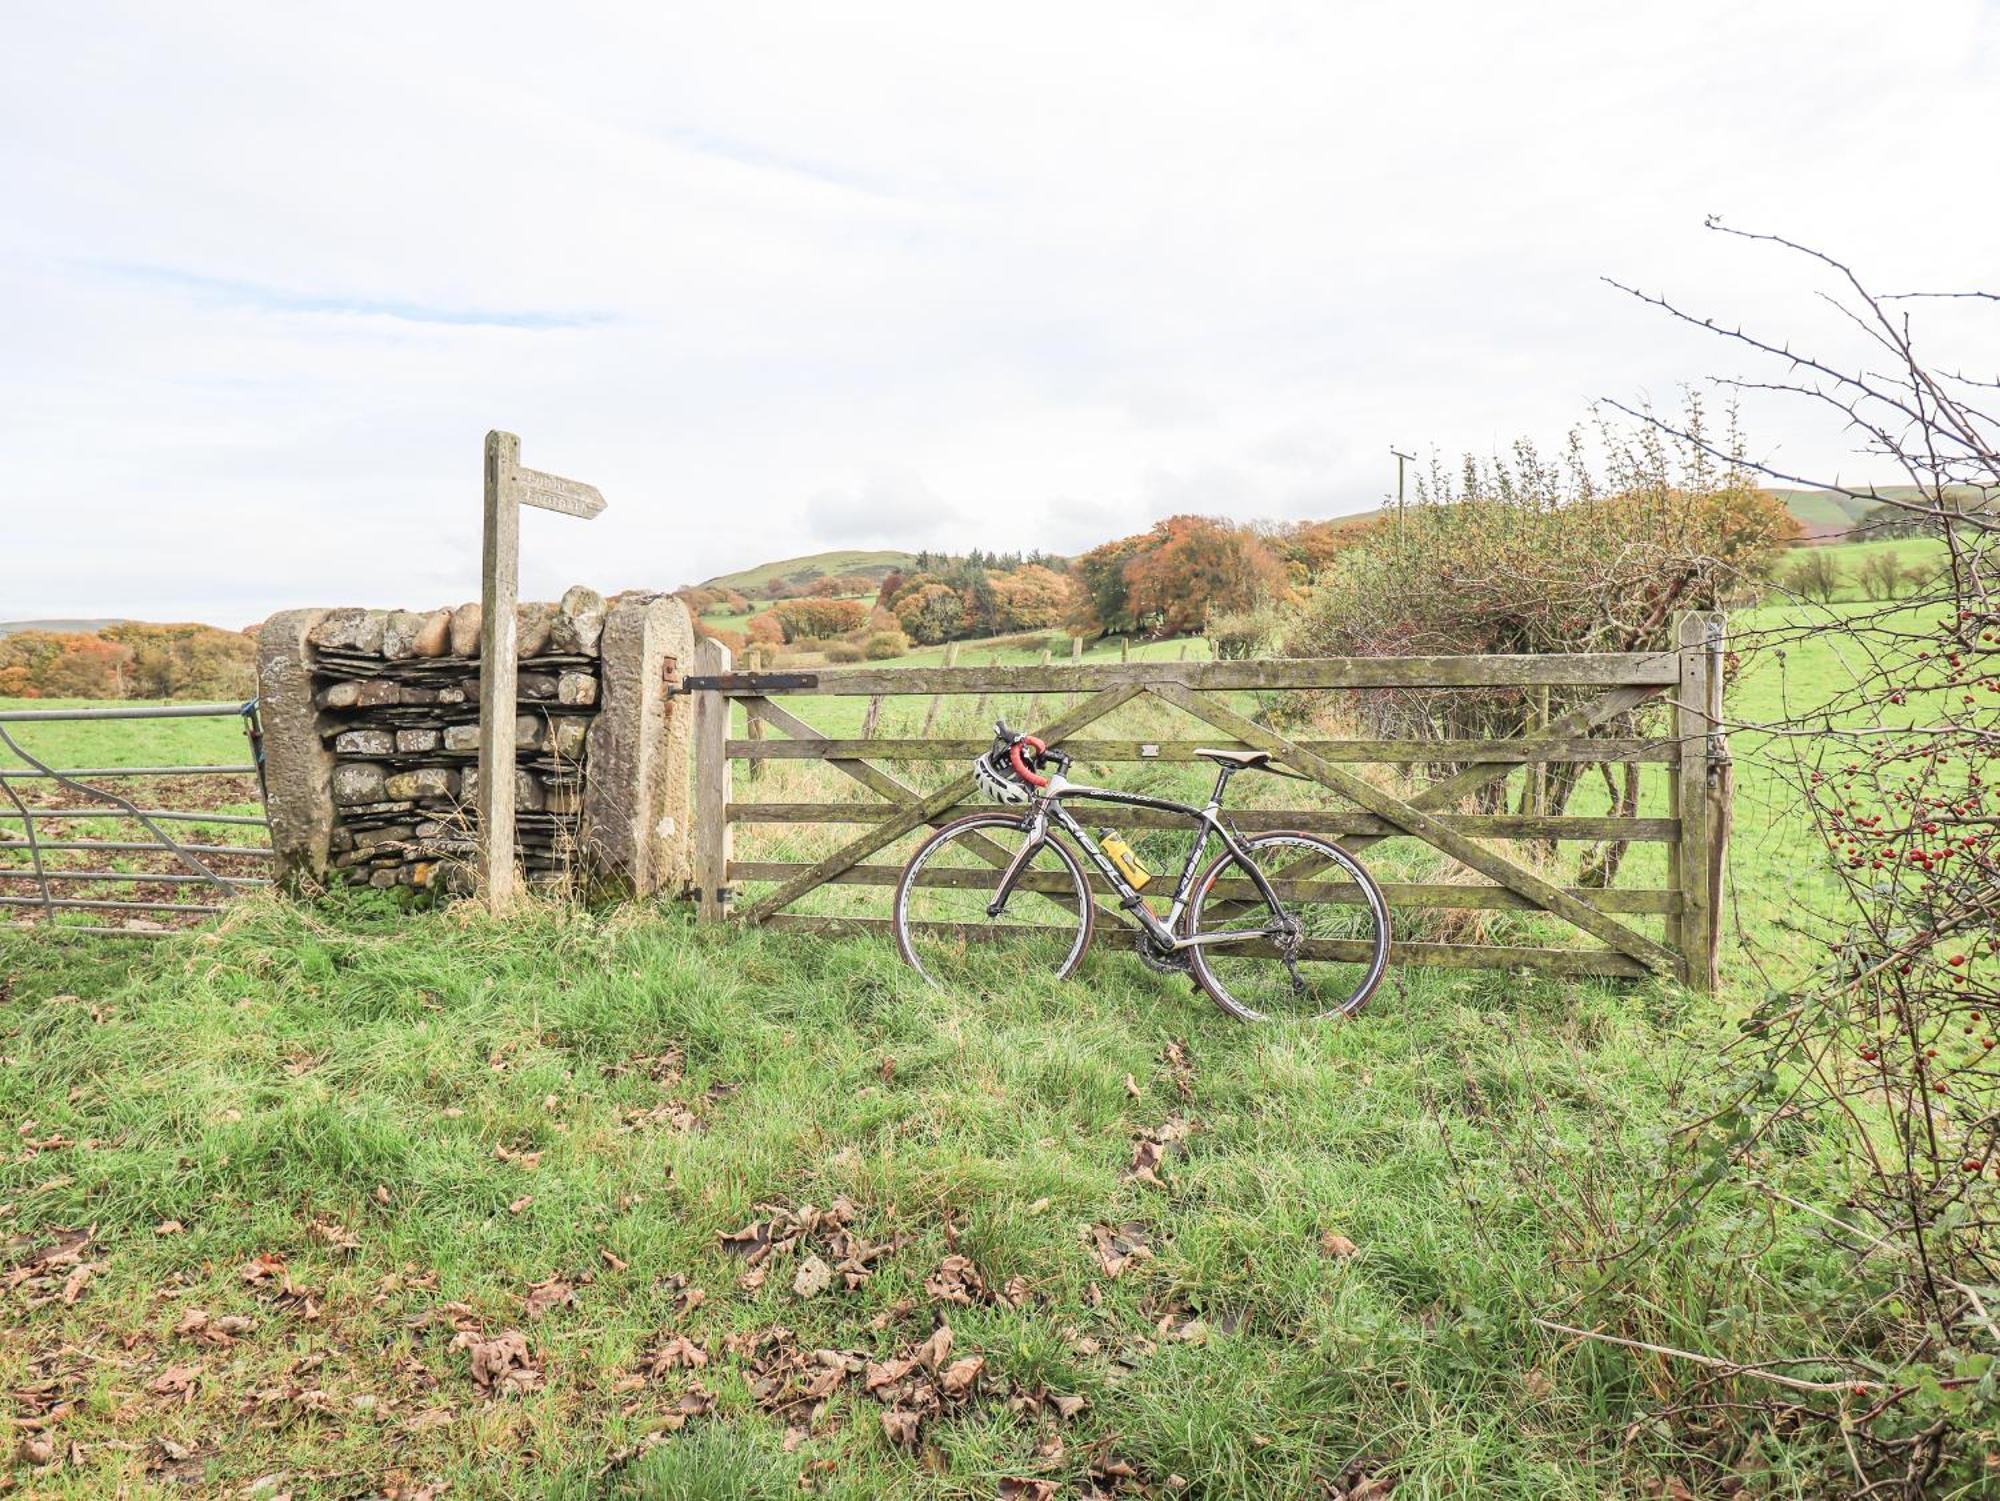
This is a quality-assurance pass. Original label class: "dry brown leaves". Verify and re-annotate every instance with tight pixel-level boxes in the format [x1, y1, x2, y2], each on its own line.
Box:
[1319, 1231, 1359, 1259]
[1087, 1222, 1154, 1279]
[636, 1334, 708, 1378]
[924, 1253, 1031, 1310]
[1324, 1462, 1397, 1499]
[448, 1328, 542, 1396]
[1124, 1116, 1194, 1189]
[522, 1275, 579, 1320]
[307, 1218, 361, 1254]
[717, 1197, 903, 1296]
[174, 1307, 258, 1346]
[239, 1253, 323, 1321]
[4, 1227, 105, 1309]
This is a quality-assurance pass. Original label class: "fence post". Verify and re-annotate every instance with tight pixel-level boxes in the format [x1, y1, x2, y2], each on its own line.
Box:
[693, 637, 732, 921]
[920, 642, 959, 736]
[1672, 612, 1716, 990]
[1702, 612, 1731, 994]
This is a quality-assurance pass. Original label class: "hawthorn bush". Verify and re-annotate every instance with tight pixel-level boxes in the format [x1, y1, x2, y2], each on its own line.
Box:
[1585, 227, 2000, 1493]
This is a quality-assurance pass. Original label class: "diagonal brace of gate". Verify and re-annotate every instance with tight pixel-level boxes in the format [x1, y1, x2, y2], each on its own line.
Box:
[735, 683, 1145, 926]
[1147, 681, 1677, 974]
[1201, 681, 1664, 919]
[738, 695, 1135, 931]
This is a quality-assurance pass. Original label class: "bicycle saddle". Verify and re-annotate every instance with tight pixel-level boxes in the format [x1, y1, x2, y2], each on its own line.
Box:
[1193, 748, 1272, 768]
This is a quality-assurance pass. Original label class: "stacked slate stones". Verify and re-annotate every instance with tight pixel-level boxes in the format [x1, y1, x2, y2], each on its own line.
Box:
[305, 586, 608, 893]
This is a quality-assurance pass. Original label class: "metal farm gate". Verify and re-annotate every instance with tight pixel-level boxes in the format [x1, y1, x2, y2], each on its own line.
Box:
[686, 614, 1730, 990]
[0, 702, 273, 937]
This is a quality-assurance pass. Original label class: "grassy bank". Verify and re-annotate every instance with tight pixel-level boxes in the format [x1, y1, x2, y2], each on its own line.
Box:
[0, 599, 1925, 1495]
[2, 895, 1855, 1499]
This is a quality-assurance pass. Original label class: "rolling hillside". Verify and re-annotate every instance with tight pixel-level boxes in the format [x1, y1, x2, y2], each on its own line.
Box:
[698, 548, 914, 595]
[0, 618, 127, 638]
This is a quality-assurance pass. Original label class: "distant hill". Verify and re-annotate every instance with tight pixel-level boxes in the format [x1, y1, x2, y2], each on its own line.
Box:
[699, 549, 915, 595]
[1767, 485, 1987, 543]
[0, 618, 127, 638]
[1767, 488, 1879, 541]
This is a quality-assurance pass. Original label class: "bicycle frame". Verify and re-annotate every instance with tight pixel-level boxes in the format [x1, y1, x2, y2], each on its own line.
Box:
[985, 761, 1288, 949]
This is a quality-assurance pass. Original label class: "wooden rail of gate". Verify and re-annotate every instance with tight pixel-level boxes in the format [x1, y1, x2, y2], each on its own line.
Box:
[685, 612, 1730, 989]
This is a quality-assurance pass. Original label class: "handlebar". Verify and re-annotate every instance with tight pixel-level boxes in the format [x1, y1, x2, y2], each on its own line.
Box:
[993, 720, 1067, 788]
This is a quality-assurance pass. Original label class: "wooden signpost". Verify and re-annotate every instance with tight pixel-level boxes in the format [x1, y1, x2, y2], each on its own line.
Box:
[478, 431, 606, 910]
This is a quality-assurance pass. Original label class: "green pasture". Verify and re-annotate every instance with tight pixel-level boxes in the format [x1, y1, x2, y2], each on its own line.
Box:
[0, 594, 1948, 1497]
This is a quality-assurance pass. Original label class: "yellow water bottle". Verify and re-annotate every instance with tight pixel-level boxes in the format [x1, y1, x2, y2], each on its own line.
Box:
[1100, 830, 1152, 890]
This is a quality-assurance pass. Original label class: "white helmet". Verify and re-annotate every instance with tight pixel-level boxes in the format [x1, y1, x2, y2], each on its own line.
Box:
[972, 747, 1032, 805]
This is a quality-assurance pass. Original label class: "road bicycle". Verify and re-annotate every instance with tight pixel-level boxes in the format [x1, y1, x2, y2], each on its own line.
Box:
[891, 722, 1391, 1020]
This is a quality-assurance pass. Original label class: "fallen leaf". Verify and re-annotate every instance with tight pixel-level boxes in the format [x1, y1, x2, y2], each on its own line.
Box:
[999, 1481, 1058, 1501]
[864, 1356, 915, 1392]
[450, 1329, 542, 1395]
[939, 1354, 984, 1397]
[154, 1220, 185, 1237]
[880, 1408, 921, 1447]
[915, 1324, 953, 1372]
[641, 1335, 708, 1375]
[1089, 1222, 1153, 1279]
[523, 1276, 577, 1320]
[600, 1247, 629, 1272]
[508, 1196, 533, 1216]
[792, 1254, 833, 1299]
[1319, 1231, 1359, 1259]
[150, 1362, 202, 1397]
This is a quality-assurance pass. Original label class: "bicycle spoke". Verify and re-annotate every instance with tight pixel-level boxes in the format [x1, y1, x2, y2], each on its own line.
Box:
[1185, 834, 1389, 1021]
[896, 817, 1091, 988]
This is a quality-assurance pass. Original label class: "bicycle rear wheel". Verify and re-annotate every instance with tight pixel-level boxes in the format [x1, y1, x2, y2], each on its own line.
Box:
[1181, 832, 1390, 1021]
[893, 814, 1094, 988]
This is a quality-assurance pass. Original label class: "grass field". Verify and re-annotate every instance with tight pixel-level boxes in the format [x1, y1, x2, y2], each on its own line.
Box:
[0, 588, 1933, 1497]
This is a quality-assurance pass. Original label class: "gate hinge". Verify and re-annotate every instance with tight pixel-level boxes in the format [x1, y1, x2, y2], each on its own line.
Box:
[675, 672, 819, 695]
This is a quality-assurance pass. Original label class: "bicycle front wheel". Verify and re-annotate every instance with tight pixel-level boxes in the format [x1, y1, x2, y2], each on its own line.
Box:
[1182, 832, 1390, 1021]
[893, 814, 1094, 989]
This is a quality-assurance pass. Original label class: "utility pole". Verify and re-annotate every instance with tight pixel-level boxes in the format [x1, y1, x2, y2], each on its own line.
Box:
[1390, 447, 1415, 555]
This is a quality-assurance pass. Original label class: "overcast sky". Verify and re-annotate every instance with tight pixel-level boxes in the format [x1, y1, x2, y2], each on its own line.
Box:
[4, 2, 1996, 625]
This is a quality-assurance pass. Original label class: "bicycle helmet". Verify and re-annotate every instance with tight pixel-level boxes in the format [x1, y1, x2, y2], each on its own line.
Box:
[972, 746, 1032, 805]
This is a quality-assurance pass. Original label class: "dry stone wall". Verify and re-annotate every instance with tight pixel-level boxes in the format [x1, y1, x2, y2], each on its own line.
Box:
[257, 590, 694, 900]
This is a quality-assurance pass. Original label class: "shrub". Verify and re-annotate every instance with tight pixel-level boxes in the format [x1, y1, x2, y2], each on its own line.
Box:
[862, 630, 909, 660]
[746, 613, 785, 647]
[1206, 601, 1286, 660]
[1784, 548, 1843, 602]
[772, 598, 867, 642]
[1853, 548, 1907, 600]
[1280, 400, 1798, 782]
[820, 640, 865, 663]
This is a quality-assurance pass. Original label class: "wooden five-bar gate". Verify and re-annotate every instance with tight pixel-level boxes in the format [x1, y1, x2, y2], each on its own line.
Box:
[687, 612, 1730, 988]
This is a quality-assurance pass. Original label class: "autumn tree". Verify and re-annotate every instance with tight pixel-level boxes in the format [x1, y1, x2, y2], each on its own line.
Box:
[771, 598, 868, 642]
[0, 630, 131, 698]
[1121, 516, 1287, 639]
[892, 583, 964, 644]
[988, 564, 1081, 632]
[100, 622, 255, 699]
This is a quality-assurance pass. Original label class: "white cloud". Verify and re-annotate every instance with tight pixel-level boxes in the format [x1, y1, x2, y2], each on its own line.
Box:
[1, 0, 1996, 619]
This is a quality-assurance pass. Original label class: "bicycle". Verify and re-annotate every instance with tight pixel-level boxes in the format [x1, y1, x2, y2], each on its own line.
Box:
[891, 721, 1391, 1020]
